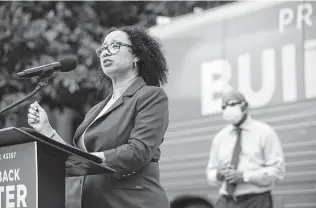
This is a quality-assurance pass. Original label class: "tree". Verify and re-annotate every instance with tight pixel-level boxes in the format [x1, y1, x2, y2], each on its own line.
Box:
[0, 1, 233, 129]
[0, 1, 105, 127]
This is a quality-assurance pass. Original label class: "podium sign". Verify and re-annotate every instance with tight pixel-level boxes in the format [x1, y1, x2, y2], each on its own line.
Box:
[0, 142, 37, 208]
[0, 127, 116, 208]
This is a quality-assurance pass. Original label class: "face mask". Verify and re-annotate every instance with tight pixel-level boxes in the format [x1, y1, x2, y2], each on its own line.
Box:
[222, 105, 244, 124]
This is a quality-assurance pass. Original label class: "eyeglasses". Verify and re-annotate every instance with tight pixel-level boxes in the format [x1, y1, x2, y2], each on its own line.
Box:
[221, 100, 242, 110]
[96, 41, 132, 56]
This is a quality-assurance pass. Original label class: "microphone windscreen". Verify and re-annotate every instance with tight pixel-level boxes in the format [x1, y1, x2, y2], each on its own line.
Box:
[59, 57, 77, 72]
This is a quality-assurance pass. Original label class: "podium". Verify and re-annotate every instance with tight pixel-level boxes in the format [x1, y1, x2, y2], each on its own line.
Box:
[0, 127, 115, 208]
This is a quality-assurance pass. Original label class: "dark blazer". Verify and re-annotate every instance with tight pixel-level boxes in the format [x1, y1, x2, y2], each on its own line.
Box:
[66, 77, 170, 208]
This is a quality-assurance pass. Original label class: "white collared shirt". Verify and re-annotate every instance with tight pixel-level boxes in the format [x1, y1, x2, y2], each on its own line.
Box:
[206, 116, 285, 196]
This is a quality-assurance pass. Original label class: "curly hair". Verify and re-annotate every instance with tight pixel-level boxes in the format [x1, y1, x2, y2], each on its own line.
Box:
[100, 26, 169, 87]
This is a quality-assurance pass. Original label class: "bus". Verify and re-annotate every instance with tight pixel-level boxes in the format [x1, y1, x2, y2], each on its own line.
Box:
[150, 1, 316, 207]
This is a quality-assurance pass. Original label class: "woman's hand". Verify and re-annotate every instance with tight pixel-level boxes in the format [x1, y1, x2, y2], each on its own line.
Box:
[28, 101, 54, 137]
[90, 152, 106, 163]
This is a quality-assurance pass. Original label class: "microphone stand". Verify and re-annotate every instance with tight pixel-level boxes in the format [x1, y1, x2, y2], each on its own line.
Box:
[0, 75, 51, 116]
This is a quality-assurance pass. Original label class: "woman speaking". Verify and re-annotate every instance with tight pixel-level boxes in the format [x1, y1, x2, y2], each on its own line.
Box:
[27, 26, 170, 208]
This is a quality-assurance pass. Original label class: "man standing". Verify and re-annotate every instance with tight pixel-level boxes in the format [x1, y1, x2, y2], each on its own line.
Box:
[206, 90, 285, 208]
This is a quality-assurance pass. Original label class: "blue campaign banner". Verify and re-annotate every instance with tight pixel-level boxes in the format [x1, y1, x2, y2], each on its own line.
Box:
[0, 142, 37, 208]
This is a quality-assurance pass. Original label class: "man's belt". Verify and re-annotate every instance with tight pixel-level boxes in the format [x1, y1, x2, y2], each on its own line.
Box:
[223, 191, 271, 203]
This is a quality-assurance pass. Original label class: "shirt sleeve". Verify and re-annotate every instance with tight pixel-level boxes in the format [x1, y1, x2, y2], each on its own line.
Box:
[243, 127, 285, 186]
[205, 133, 222, 186]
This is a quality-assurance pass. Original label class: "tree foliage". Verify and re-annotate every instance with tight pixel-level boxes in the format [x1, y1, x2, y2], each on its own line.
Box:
[0, 1, 233, 127]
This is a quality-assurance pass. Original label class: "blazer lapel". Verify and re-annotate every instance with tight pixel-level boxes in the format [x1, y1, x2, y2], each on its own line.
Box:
[122, 76, 146, 97]
[73, 76, 146, 145]
[73, 94, 112, 142]
[91, 76, 146, 122]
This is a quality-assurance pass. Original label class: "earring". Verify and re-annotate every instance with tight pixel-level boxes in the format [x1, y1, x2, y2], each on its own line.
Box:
[133, 60, 137, 68]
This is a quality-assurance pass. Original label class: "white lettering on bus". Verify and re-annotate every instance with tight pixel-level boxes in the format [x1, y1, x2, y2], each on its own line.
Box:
[279, 3, 313, 33]
[201, 59, 232, 115]
[238, 49, 276, 108]
[201, 39, 316, 115]
[282, 44, 297, 102]
[304, 39, 316, 99]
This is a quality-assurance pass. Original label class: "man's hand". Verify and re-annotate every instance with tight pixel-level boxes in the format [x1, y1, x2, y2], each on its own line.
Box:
[224, 169, 244, 184]
[216, 162, 233, 181]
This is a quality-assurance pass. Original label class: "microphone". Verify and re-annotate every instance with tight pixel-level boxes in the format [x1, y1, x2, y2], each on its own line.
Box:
[16, 57, 77, 78]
